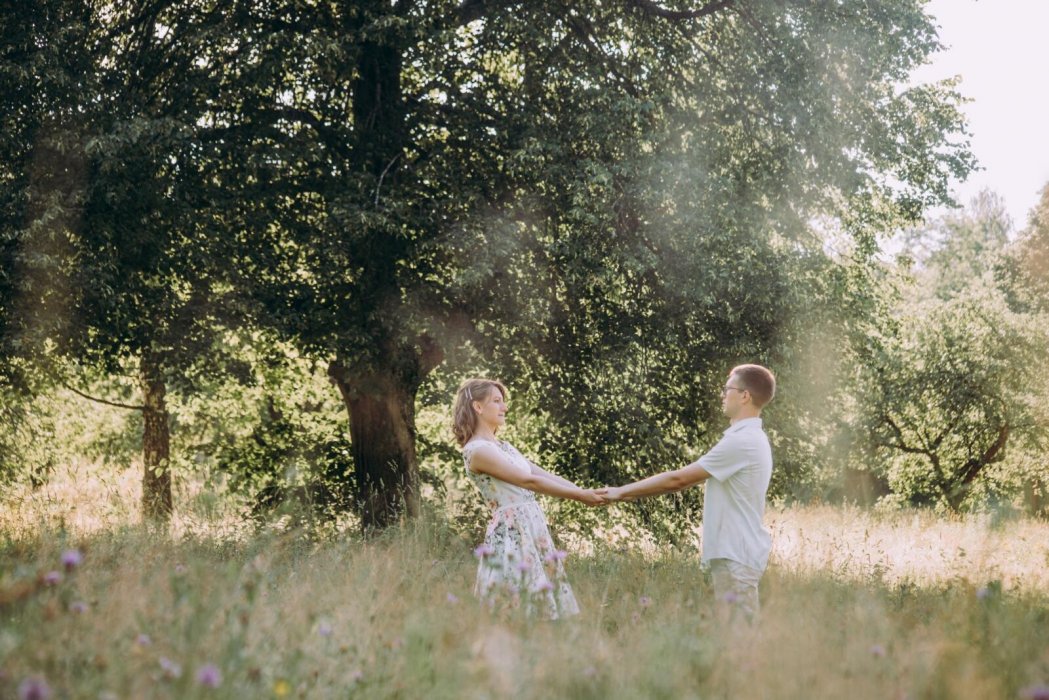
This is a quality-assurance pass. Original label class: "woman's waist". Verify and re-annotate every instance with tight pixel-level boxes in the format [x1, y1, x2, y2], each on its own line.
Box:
[488, 498, 540, 514]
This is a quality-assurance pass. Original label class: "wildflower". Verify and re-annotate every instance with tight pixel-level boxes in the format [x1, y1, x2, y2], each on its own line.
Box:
[639, 596, 652, 609]
[350, 670, 364, 683]
[1019, 685, 1049, 700]
[60, 549, 83, 572]
[516, 560, 532, 574]
[158, 657, 182, 679]
[869, 644, 886, 658]
[17, 675, 52, 700]
[174, 563, 187, 575]
[976, 586, 991, 600]
[42, 571, 62, 586]
[136, 633, 152, 647]
[721, 591, 739, 604]
[473, 544, 495, 559]
[195, 663, 222, 688]
[536, 580, 555, 593]
[69, 601, 89, 615]
[317, 622, 334, 638]
[543, 550, 568, 563]
[446, 592, 460, 604]
[273, 679, 291, 697]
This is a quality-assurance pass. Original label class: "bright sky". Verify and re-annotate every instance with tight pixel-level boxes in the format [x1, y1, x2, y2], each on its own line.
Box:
[910, 0, 1049, 231]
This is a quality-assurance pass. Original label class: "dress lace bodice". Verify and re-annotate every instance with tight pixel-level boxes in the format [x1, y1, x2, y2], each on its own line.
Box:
[462, 439, 538, 511]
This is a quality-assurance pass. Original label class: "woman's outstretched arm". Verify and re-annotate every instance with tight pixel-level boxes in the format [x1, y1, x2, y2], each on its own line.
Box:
[526, 459, 578, 489]
[471, 446, 606, 506]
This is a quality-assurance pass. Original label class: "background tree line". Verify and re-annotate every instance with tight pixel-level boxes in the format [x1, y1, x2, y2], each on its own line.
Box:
[2, 0, 1045, 534]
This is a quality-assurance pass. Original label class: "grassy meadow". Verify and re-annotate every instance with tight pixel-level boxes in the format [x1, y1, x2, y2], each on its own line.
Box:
[2, 464, 1049, 699]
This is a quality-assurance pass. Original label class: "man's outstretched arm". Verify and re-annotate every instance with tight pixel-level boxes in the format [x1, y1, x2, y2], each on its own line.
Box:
[600, 461, 712, 502]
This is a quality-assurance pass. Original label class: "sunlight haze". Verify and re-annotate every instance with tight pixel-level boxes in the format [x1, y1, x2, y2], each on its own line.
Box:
[913, 0, 1049, 230]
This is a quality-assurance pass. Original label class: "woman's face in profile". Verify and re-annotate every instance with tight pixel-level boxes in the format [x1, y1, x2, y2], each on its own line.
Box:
[476, 389, 507, 429]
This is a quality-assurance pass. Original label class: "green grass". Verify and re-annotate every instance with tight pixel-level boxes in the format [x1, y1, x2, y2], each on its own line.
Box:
[3, 509, 1048, 699]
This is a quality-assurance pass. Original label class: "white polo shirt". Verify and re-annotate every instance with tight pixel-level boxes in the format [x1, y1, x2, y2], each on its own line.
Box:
[698, 417, 773, 571]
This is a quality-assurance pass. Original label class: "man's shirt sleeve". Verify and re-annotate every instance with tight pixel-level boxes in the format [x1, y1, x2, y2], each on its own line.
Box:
[697, 433, 744, 481]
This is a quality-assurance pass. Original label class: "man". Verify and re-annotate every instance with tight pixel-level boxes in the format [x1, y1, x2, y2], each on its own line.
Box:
[600, 364, 776, 621]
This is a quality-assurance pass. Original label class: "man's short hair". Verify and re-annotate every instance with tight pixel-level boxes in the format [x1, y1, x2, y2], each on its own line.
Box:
[730, 364, 776, 408]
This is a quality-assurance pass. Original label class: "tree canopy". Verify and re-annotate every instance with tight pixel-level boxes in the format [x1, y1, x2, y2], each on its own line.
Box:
[1, 0, 983, 528]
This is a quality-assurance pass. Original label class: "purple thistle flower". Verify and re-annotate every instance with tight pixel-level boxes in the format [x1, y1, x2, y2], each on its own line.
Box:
[869, 644, 886, 658]
[42, 571, 62, 586]
[1020, 685, 1049, 700]
[317, 621, 334, 637]
[516, 560, 532, 573]
[721, 591, 739, 604]
[174, 563, 187, 575]
[195, 663, 222, 688]
[639, 596, 652, 608]
[350, 669, 364, 683]
[60, 549, 83, 572]
[158, 657, 182, 679]
[136, 633, 153, 647]
[473, 544, 495, 559]
[17, 675, 52, 700]
[976, 586, 991, 600]
[446, 592, 460, 604]
[536, 580, 555, 593]
[69, 601, 89, 614]
[543, 550, 568, 563]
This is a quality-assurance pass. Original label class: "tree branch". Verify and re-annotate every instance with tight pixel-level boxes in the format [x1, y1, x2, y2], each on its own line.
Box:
[961, 425, 1010, 486]
[565, 14, 641, 99]
[626, 0, 734, 21]
[881, 415, 924, 454]
[456, 0, 524, 25]
[62, 383, 145, 411]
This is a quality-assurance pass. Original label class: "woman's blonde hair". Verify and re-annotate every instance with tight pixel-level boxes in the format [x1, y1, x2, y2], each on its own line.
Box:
[452, 378, 509, 447]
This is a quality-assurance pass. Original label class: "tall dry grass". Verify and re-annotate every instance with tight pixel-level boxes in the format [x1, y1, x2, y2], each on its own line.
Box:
[2, 464, 1048, 699]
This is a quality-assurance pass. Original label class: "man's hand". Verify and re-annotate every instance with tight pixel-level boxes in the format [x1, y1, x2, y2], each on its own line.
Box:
[595, 486, 624, 502]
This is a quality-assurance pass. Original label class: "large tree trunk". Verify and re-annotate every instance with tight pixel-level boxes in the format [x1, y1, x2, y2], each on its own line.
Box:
[328, 365, 420, 530]
[140, 358, 172, 522]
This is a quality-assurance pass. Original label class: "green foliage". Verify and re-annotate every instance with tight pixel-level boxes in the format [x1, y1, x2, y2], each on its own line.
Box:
[852, 189, 1049, 513]
[1001, 183, 1049, 314]
[901, 189, 1012, 299]
[1, 0, 991, 527]
[860, 282, 1047, 511]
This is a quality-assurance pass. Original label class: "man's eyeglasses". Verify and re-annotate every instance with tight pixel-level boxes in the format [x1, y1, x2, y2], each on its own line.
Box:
[721, 386, 747, 397]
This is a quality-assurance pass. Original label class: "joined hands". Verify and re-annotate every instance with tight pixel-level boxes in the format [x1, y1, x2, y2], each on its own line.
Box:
[578, 489, 609, 507]
[578, 487, 625, 506]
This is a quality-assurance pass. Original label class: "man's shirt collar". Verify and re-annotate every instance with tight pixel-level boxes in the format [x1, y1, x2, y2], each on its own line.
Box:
[724, 416, 763, 434]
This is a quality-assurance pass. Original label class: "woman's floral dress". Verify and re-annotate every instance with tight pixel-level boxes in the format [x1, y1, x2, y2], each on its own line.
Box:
[462, 439, 580, 619]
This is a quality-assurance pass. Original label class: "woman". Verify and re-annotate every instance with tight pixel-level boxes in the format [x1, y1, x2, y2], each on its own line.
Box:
[453, 378, 603, 619]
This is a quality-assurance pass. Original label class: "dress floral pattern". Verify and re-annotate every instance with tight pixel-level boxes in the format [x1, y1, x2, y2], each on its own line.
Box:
[463, 439, 580, 619]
